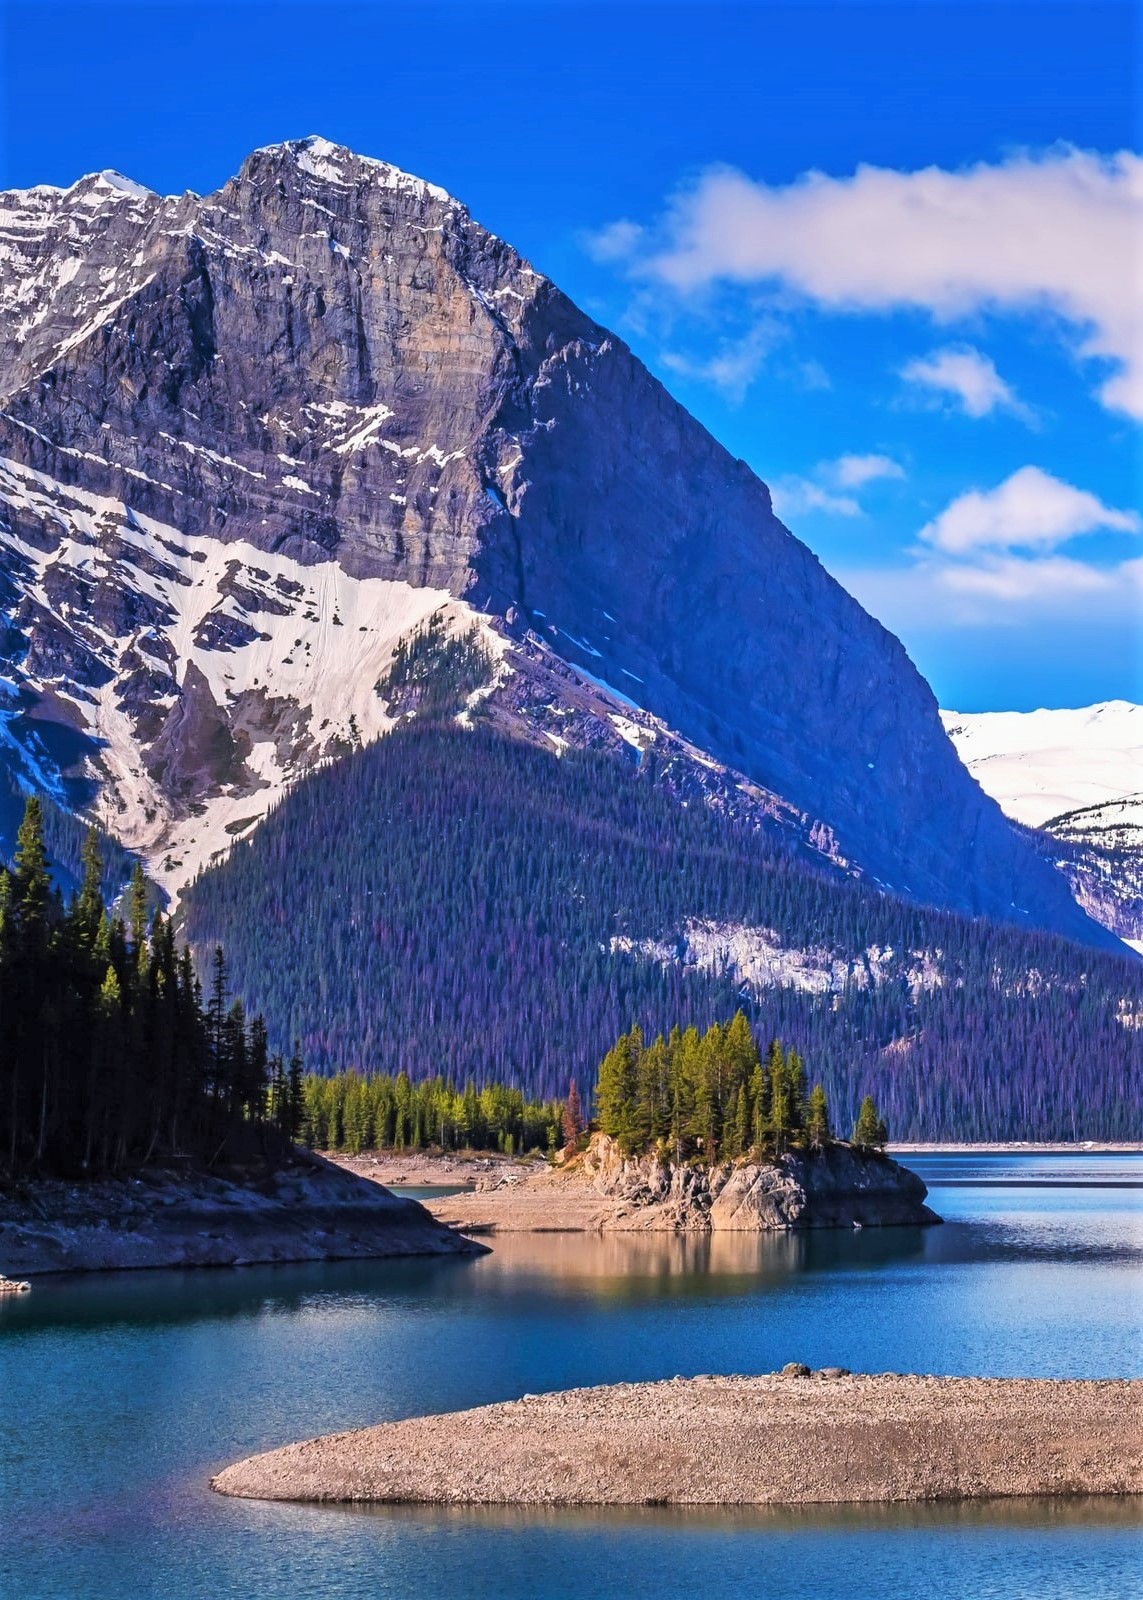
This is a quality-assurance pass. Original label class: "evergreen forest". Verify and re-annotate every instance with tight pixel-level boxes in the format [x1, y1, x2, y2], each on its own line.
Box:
[594, 1012, 882, 1159]
[300, 1069, 562, 1155]
[0, 798, 301, 1178]
[184, 723, 1143, 1142]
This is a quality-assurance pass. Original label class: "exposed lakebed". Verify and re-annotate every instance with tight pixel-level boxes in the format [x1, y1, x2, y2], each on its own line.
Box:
[2, 1152, 1140, 1599]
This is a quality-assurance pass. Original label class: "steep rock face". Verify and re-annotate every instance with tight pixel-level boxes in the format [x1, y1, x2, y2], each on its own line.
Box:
[0, 136, 1110, 943]
[581, 1134, 939, 1230]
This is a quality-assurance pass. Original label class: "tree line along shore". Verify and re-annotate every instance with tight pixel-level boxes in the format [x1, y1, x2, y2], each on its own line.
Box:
[301, 1015, 888, 1165]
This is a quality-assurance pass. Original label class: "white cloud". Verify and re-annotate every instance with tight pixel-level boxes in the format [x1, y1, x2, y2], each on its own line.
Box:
[839, 551, 1143, 631]
[829, 453, 905, 488]
[615, 148, 1142, 418]
[771, 477, 862, 519]
[585, 219, 645, 263]
[835, 471, 1142, 648]
[918, 466, 1140, 555]
[900, 345, 1032, 420]
[769, 453, 905, 520]
[660, 321, 781, 400]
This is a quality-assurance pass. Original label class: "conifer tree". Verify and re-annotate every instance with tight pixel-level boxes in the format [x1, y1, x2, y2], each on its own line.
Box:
[561, 1078, 583, 1146]
[597, 1027, 640, 1151]
[12, 796, 50, 943]
[806, 1083, 831, 1151]
[768, 1039, 791, 1154]
[72, 828, 105, 950]
[734, 1080, 751, 1156]
[853, 1095, 888, 1151]
[128, 861, 148, 959]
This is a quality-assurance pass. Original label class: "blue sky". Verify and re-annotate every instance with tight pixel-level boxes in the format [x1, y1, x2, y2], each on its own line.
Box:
[2, 0, 1139, 711]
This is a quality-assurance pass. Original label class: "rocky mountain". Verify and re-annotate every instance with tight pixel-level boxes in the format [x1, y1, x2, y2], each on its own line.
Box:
[943, 703, 1143, 949]
[0, 136, 1113, 947]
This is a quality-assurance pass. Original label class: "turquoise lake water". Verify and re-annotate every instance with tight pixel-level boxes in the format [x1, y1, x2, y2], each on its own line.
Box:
[1, 1152, 1140, 1599]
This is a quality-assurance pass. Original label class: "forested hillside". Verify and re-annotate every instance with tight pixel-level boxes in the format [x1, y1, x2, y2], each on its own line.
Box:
[184, 725, 1143, 1141]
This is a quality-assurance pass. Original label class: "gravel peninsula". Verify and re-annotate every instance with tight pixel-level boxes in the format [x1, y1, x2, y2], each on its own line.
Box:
[212, 1371, 1143, 1507]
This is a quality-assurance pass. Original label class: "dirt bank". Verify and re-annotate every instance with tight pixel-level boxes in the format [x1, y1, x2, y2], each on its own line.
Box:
[0, 1152, 486, 1276]
[212, 1371, 1143, 1506]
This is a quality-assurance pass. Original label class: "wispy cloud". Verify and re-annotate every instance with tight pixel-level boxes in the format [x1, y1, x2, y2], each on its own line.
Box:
[837, 469, 1141, 639]
[918, 466, 1139, 555]
[595, 147, 1143, 418]
[660, 319, 782, 400]
[771, 479, 863, 519]
[900, 345, 1033, 421]
[841, 551, 1143, 633]
[830, 453, 905, 488]
[584, 219, 645, 264]
[770, 452, 905, 520]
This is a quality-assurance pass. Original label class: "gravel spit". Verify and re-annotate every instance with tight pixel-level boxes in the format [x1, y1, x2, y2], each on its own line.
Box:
[212, 1373, 1143, 1506]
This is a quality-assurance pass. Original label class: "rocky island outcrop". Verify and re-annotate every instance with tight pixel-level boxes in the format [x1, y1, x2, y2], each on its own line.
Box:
[417, 1133, 939, 1234]
[212, 1371, 1143, 1506]
[0, 1151, 486, 1276]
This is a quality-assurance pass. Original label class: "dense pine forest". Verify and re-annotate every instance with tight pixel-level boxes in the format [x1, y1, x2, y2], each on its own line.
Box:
[300, 1069, 562, 1155]
[184, 723, 1143, 1142]
[595, 1013, 885, 1159]
[0, 798, 301, 1178]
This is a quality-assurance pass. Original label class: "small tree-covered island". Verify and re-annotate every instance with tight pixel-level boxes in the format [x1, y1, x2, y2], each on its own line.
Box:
[344, 1017, 939, 1235]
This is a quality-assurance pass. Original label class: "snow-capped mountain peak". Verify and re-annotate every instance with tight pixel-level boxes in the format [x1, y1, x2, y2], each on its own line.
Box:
[0, 138, 1118, 949]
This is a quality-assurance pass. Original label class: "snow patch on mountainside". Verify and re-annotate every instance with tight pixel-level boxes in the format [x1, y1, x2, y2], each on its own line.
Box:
[0, 454, 492, 901]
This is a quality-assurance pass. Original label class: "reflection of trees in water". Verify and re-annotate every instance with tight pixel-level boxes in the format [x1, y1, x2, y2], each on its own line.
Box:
[468, 1226, 931, 1300]
[3, 1227, 941, 1330]
[0, 1253, 473, 1333]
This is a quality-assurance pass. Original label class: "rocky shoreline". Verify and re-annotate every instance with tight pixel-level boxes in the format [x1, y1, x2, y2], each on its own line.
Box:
[212, 1371, 1143, 1506]
[0, 1152, 485, 1276]
[360, 1136, 941, 1234]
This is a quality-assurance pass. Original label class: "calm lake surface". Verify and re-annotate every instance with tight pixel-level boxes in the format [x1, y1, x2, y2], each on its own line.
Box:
[2, 1152, 1140, 1600]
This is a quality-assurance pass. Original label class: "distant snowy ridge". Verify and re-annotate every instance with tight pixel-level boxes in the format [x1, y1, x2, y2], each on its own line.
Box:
[943, 703, 1143, 946]
[941, 702, 1143, 828]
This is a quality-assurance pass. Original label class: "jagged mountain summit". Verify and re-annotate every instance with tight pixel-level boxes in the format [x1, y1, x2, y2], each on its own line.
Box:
[943, 703, 1143, 949]
[0, 136, 1111, 944]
